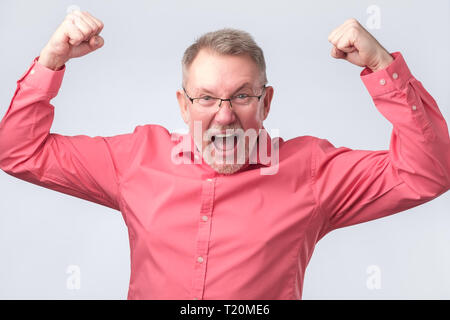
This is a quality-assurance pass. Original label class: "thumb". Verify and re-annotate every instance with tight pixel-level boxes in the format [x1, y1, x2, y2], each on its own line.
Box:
[70, 35, 104, 58]
[330, 46, 346, 59]
[89, 35, 104, 49]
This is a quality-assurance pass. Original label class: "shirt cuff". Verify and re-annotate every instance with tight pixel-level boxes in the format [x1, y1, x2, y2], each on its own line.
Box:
[17, 56, 66, 98]
[360, 52, 413, 97]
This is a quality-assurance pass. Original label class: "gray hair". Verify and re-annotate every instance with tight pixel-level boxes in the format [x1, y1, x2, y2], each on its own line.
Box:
[181, 28, 267, 87]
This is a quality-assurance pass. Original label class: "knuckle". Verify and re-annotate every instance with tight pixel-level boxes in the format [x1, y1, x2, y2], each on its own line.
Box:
[96, 19, 104, 29]
[349, 25, 360, 34]
[81, 30, 90, 38]
[73, 24, 85, 34]
[61, 18, 72, 28]
[72, 14, 82, 24]
[72, 33, 84, 42]
[71, 28, 84, 38]
[65, 13, 74, 21]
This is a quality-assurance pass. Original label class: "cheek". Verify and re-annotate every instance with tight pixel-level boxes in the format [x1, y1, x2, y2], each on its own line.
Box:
[188, 112, 213, 145]
[255, 104, 266, 122]
[239, 108, 263, 131]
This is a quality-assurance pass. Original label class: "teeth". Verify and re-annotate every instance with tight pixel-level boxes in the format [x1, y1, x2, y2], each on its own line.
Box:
[214, 133, 236, 138]
[212, 133, 238, 151]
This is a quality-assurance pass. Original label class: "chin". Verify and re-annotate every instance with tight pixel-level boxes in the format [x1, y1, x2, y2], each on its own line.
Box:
[199, 135, 254, 175]
[210, 162, 245, 175]
[203, 146, 250, 175]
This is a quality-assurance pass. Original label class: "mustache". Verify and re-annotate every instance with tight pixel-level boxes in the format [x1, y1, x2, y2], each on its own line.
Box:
[208, 124, 242, 130]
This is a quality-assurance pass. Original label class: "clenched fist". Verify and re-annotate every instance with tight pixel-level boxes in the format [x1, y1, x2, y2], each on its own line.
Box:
[328, 18, 394, 72]
[38, 11, 104, 71]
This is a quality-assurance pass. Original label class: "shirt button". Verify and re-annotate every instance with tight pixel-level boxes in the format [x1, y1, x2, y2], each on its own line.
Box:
[392, 72, 398, 79]
[202, 215, 208, 221]
[30, 69, 35, 75]
[197, 256, 204, 263]
[206, 178, 213, 182]
[193, 297, 198, 300]
[412, 105, 417, 111]
[379, 78, 386, 85]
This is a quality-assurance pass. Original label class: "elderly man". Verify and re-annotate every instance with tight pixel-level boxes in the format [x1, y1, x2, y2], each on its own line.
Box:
[0, 11, 449, 300]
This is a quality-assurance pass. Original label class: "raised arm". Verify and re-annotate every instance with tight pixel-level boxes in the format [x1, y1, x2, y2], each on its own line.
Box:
[312, 19, 450, 238]
[0, 11, 136, 211]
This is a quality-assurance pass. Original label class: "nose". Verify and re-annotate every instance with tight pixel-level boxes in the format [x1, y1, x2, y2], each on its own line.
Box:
[214, 100, 236, 125]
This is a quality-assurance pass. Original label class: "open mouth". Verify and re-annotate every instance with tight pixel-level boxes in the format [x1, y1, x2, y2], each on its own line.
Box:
[211, 133, 239, 151]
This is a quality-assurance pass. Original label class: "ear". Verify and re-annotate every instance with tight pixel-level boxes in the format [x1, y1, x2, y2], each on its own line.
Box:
[261, 86, 274, 121]
[176, 89, 190, 124]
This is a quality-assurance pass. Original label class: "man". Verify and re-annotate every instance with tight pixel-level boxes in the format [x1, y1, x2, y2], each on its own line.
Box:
[0, 11, 449, 300]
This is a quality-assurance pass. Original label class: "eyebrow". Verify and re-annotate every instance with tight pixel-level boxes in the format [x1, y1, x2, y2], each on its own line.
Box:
[196, 82, 254, 96]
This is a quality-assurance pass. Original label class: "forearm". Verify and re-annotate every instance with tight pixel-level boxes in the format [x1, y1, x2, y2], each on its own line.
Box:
[361, 52, 450, 196]
[38, 49, 66, 71]
[0, 57, 65, 172]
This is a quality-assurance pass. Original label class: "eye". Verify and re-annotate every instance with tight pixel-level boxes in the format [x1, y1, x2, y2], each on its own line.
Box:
[200, 96, 214, 101]
[235, 94, 250, 99]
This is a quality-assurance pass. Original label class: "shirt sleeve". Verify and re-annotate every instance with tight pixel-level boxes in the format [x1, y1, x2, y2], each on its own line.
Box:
[311, 51, 450, 238]
[0, 57, 138, 211]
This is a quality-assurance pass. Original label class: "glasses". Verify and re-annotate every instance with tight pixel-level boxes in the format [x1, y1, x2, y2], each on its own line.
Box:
[183, 85, 266, 110]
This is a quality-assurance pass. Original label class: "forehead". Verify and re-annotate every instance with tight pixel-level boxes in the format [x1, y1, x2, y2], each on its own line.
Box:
[186, 49, 261, 94]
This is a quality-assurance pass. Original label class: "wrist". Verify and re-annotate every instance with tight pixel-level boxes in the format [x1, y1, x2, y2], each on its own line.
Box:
[38, 50, 66, 71]
[369, 52, 394, 72]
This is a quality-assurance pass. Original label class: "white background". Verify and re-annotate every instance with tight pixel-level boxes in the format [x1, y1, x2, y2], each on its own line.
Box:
[0, 0, 449, 299]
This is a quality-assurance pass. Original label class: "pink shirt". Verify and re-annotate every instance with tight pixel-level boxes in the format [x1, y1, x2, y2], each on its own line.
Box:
[0, 52, 449, 300]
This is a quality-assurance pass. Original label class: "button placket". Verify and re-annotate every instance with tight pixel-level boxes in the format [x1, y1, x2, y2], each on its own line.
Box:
[190, 177, 215, 300]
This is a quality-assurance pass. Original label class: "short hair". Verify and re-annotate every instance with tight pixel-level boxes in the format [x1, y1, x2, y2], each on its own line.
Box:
[181, 28, 268, 87]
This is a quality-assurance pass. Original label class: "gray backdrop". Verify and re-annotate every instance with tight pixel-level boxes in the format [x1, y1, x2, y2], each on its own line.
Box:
[0, 0, 449, 299]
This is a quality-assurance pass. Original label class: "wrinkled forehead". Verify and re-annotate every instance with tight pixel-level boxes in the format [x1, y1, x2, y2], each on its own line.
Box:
[186, 49, 262, 95]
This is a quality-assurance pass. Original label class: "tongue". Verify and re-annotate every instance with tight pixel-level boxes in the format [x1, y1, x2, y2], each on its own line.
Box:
[213, 136, 236, 151]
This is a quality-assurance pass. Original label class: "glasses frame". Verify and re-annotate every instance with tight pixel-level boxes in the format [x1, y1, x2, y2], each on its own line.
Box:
[183, 85, 267, 110]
